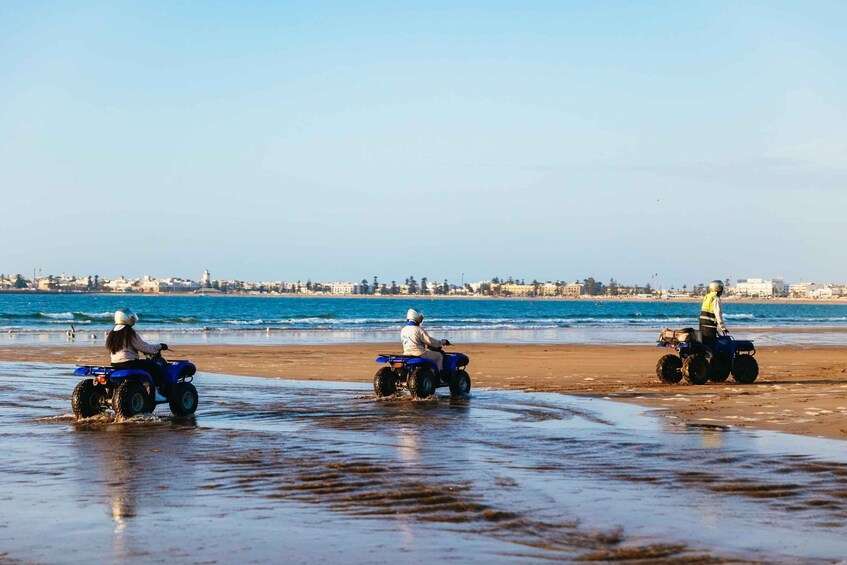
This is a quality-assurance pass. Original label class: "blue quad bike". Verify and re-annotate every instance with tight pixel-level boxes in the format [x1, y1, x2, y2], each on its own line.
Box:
[655, 327, 759, 385]
[373, 347, 471, 398]
[71, 353, 198, 420]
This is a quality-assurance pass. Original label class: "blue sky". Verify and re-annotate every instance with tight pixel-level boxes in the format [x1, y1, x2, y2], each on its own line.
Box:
[2, 1, 845, 287]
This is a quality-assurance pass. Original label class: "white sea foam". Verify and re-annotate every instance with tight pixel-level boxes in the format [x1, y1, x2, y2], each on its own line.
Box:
[42, 312, 75, 320]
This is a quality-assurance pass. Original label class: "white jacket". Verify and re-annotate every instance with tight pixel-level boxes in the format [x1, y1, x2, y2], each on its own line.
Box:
[111, 333, 162, 363]
[713, 297, 727, 332]
[401, 323, 444, 356]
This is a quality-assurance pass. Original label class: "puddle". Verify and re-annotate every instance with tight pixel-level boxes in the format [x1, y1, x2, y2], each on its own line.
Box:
[1, 362, 846, 563]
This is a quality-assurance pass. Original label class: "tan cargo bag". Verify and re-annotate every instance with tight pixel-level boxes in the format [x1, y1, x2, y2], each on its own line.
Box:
[657, 327, 698, 345]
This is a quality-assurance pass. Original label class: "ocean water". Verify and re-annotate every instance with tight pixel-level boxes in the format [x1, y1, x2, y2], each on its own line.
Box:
[1, 293, 847, 346]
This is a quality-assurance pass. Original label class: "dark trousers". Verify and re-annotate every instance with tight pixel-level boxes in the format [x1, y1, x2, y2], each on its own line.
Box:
[112, 359, 166, 384]
[700, 324, 717, 349]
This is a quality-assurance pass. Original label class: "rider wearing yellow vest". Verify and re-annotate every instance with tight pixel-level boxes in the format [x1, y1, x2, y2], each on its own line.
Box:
[699, 280, 728, 347]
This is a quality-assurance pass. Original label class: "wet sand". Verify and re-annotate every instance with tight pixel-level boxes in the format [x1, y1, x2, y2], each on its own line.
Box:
[3, 362, 847, 563]
[2, 343, 847, 440]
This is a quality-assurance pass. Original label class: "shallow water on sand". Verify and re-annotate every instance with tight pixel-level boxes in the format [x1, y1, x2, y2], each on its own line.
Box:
[1, 363, 847, 564]
[6, 325, 847, 347]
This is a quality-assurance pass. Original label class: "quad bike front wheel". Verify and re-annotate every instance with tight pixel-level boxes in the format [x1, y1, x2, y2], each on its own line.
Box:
[169, 382, 199, 417]
[656, 355, 683, 384]
[72, 379, 107, 419]
[708, 356, 731, 383]
[408, 366, 436, 399]
[113, 381, 150, 420]
[373, 367, 397, 397]
[682, 354, 709, 385]
[731, 356, 759, 384]
[449, 370, 472, 397]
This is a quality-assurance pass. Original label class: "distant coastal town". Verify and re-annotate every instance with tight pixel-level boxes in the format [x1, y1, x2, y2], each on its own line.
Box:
[1, 270, 844, 301]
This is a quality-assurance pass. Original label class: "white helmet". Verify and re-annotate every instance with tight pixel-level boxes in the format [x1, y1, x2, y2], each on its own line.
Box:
[113, 309, 138, 330]
[708, 280, 724, 296]
[406, 308, 424, 324]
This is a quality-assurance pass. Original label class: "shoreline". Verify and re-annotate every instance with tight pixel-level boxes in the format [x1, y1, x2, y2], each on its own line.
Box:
[3, 343, 847, 441]
[2, 290, 847, 305]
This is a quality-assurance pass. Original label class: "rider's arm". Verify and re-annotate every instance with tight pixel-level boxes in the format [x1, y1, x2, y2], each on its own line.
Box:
[420, 328, 444, 348]
[714, 298, 728, 333]
[131, 334, 163, 355]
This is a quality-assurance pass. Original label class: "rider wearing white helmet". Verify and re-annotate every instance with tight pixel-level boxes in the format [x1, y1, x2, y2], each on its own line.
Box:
[699, 280, 728, 347]
[400, 308, 450, 371]
[106, 309, 168, 393]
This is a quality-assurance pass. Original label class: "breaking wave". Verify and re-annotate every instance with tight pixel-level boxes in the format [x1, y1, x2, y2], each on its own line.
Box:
[2, 296, 847, 335]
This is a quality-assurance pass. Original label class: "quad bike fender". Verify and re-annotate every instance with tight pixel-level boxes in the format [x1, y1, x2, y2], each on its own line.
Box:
[675, 342, 710, 356]
[443, 353, 470, 372]
[407, 357, 439, 371]
[714, 338, 756, 359]
[733, 341, 755, 354]
[109, 370, 155, 387]
[165, 360, 196, 384]
[74, 365, 115, 376]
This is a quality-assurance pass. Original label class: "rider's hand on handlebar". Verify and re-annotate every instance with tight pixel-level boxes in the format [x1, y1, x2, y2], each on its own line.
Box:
[442, 339, 451, 346]
[160, 343, 169, 351]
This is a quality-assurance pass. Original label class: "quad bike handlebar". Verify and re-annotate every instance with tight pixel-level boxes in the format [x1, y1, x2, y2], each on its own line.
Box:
[427, 340, 452, 352]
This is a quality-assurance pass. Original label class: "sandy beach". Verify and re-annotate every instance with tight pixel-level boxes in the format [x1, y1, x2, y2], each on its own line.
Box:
[3, 343, 846, 440]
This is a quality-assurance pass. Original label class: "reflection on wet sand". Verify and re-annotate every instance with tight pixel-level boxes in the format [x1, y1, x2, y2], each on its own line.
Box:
[1, 363, 846, 563]
[70, 418, 201, 561]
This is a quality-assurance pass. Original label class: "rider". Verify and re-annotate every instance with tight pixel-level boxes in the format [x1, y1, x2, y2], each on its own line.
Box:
[699, 280, 728, 348]
[106, 309, 168, 395]
[401, 309, 450, 371]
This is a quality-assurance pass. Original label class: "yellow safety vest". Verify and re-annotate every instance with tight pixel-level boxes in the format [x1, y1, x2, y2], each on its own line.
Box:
[700, 292, 718, 328]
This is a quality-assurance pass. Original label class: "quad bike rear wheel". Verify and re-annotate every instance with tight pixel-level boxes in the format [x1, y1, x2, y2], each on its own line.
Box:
[708, 356, 731, 383]
[408, 366, 436, 399]
[449, 370, 472, 397]
[731, 355, 759, 384]
[72, 379, 106, 419]
[682, 354, 709, 385]
[656, 355, 683, 384]
[113, 381, 150, 420]
[169, 382, 199, 417]
[373, 367, 397, 397]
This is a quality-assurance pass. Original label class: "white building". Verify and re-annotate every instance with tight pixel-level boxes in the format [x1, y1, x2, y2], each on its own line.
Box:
[102, 277, 135, 292]
[811, 285, 845, 299]
[734, 278, 787, 298]
[160, 278, 202, 292]
[201, 269, 211, 288]
[789, 282, 820, 298]
[330, 282, 361, 295]
[139, 276, 160, 293]
[137, 277, 201, 293]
